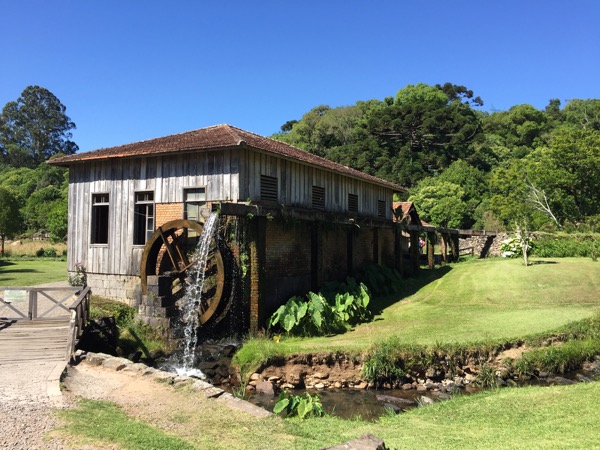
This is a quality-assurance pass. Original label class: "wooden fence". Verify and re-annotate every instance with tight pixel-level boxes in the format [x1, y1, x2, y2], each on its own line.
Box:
[0, 285, 91, 361]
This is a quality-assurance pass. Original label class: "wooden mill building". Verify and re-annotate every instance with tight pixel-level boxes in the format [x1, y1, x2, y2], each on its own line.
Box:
[50, 124, 405, 331]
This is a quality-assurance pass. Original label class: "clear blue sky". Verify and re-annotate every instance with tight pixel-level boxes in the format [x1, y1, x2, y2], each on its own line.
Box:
[2, 1, 599, 152]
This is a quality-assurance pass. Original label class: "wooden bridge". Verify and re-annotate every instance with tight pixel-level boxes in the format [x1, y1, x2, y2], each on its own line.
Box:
[0, 286, 91, 364]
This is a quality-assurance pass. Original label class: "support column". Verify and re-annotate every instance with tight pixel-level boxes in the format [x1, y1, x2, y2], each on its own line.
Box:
[427, 231, 436, 269]
[394, 225, 404, 274]
[373, 228, 379, 265]
[311, 222, 319, 291]
[347, 227, 354, 277]
[248, 216, 266, 333]
[440, 233, 448, 265]
[409, 229, 420, 275]
[451, 233, 460, 262]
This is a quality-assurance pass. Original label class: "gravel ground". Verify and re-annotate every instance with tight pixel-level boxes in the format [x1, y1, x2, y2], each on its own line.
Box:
[0, 361, 70, 449]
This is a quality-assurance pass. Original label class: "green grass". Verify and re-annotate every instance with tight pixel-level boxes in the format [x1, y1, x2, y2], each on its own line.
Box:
[246, 258, 600, 355]
[0, 258, 67, 286]
[57, 399, 195, 450]
[56, 382, 600, 449]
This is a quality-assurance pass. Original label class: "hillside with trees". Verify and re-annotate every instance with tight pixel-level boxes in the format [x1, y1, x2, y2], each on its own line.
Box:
[273, 83, 600, 231]
[0, 86, 75, 250]
[1, 83, 599, 254]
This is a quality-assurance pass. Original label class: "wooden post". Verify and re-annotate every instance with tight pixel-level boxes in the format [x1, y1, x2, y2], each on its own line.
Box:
[409, 229, 420, 275]
[427, 231, 435, 269]
[451, 233, 459, 262]
[28, 290, 37, 320]
[248, 216, 266, 333]
[394, 224, 404, 274]
[440, 233, 448, 265]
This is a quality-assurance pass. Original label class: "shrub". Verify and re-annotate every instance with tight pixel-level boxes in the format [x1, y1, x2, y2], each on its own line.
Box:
[43, 247, 58, 257]
[531, 233, 598, 259]
[273, 391, 325, 419]
[68, 262, 87, 287]
[268, 277, 371, 336]
[358, 265, 403, 296]
[35, 247, 45, 257]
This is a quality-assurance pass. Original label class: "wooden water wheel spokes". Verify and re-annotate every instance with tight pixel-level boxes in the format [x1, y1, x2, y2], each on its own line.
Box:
[140, 219, 225, 325]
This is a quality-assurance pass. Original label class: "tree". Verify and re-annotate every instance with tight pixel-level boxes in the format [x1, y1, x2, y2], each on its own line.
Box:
[0, 86, 78, 167]
[366, 83, 483, 187]
[408, 180, 469, 228]
[0, 188, 20, 255]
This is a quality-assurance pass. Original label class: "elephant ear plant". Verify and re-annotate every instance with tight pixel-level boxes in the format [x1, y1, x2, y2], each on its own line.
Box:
[267, 277, 372, 337]
[273, 391, 325, 419]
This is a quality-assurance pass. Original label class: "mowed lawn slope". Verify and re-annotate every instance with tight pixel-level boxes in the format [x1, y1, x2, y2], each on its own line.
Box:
[272, 257, 600, 354]
[0, 259, 67, 286]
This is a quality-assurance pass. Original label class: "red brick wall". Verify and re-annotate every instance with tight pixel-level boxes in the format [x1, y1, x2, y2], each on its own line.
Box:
[380, 228, 395, 266]
[320, 227, 348, 283]
[263, 221, 312, 315]
[156, 203, 182, 226]
[352, 228, 375, 271]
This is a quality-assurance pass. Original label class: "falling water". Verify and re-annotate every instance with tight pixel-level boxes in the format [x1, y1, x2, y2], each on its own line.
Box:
[175, 212, 219, 377]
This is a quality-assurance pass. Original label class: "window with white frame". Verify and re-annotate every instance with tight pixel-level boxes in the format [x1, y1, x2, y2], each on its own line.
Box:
[134, 191, 154, 245]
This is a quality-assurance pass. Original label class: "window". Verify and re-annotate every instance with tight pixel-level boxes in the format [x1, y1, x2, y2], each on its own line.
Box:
[348, 193, 358, 214]
[260, 175, 278, 202]
[184, 188, 206, 222]
[134, 192, 154, 245]
[312, 186, 325, 210]
[377, 200, 386, 218]
[91, 193, 109, 244]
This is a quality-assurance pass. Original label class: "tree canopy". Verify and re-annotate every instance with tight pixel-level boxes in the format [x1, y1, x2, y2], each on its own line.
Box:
[274, 83, 600, 231]
[0, 85, 78, 168]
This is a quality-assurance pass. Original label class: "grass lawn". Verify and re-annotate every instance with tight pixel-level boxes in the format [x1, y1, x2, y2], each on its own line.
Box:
[57, 381, 600, 449]
[251, 257, 600, 357]
[0, 258, 68, 286]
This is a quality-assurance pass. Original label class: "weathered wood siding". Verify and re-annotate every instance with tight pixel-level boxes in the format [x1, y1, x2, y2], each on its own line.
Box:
[67, 149, 240, 275]
[238, 149, 394, 219]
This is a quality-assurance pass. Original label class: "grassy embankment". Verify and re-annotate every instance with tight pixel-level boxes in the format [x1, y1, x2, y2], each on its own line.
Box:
[24, 255, 600, 448]
[57, 376, 600, 449]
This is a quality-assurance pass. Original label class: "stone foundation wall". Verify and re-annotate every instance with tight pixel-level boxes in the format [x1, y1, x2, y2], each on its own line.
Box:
[460, 232, 509, 258]
[81, 273, 141, 307]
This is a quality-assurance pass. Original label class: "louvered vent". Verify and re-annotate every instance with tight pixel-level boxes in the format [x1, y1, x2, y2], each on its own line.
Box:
[312, 186, 325, 210]
[348, 193, 358, 214]
[377, 200, 386, 218]
[260, 175, 278, 202]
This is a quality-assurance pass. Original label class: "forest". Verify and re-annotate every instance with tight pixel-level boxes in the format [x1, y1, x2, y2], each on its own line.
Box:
[1, 83, 599, 253]
[273, 83, 600, 232]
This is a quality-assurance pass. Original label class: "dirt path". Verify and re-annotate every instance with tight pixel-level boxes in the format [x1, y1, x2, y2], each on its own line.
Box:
[0, 361, 70, 449]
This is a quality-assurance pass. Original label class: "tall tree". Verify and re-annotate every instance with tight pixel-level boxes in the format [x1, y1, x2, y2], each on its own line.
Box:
[0, 188, 20, 255]
[0, 86, 78, 167]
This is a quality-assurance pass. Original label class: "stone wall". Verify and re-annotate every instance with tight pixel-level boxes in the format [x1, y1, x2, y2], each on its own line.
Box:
[82, 273, 141, 306]
[460, 232, 509, 258]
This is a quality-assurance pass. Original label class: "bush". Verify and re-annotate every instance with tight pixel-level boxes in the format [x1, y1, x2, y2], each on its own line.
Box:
[268, 277, 372, 336]
[532, 233, 598, 259]
[43, 247, 57, 257]
[35, 247, 45, 257]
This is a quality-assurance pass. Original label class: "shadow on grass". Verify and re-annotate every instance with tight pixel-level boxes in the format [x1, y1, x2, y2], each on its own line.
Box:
[529, 260, 559, 265]
[369, 265, 452, 315]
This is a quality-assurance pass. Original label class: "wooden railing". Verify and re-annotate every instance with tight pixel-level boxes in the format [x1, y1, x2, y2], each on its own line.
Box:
[0, 286, 84, 320]
[0, 285, 92, 361]
[459, 246, 475, 257]
[66, 286, 91, 361]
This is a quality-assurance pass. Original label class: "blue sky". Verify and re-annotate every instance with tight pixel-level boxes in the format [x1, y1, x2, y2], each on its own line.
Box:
[2, 1, 599, 152]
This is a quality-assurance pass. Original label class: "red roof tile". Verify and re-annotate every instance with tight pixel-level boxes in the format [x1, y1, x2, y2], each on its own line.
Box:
[49, 124, 404, 191]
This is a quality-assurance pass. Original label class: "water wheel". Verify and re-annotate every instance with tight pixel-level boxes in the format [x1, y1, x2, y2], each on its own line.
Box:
[140, 219, 225, 325]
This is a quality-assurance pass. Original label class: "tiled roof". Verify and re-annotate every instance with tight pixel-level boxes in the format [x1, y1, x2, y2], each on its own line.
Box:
[49, 124, 404, 191]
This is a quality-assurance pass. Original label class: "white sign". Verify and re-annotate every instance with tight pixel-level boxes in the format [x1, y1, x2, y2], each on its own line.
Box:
[3, 290, 27, 303]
